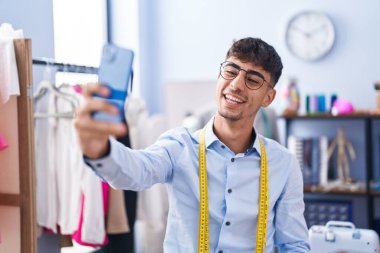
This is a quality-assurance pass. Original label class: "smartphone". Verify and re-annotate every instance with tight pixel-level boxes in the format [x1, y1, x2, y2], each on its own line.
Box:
[92, 44, 134, 123]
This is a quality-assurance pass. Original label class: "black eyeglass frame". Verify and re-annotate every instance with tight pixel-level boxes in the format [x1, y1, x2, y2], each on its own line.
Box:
[219, 61, 273, 90]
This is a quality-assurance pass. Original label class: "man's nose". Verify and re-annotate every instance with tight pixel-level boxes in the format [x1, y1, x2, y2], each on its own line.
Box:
[230, 71, 246, 90]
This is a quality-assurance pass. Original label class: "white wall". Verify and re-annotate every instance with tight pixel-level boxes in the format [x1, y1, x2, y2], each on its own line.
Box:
[0, 0, 55, 85]
[147, 0, 380, 114]
[110, 0, 141, 97]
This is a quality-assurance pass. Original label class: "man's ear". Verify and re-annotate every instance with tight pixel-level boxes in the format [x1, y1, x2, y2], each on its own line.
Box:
[261, 88, 276, 108]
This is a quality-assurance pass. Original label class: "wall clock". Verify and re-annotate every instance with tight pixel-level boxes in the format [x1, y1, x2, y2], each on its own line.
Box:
[285, 11, 335, 61]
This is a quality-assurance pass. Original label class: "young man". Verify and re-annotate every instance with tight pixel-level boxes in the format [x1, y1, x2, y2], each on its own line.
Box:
[75, 37, 310, 252]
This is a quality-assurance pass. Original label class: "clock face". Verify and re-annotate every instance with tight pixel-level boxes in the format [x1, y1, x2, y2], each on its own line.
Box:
[285, 11, 335, 61]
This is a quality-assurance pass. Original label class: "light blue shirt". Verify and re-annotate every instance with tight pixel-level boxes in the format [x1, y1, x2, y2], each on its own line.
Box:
[86, 119, 310, 253]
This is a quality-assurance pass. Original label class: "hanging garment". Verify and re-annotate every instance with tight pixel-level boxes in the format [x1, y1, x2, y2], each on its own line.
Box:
[35, 85, 106, 243]
[63, 85, 107, 245]
[95, 189, 136, 253]
[35, 87, 82, 233]
[0, 23, 23, 104]
[72, 181, 108, 246]
[0, 133, 8, 150]
[35, 91, 59, 232]
[54, 91, 82, 233]
[106, 187, 130, 234]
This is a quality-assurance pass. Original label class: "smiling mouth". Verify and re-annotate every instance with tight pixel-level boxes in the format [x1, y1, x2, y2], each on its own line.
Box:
[224, 94, 245, 104]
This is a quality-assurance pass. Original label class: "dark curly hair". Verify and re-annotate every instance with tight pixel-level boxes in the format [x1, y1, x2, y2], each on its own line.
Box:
[226, 37, 283, 87]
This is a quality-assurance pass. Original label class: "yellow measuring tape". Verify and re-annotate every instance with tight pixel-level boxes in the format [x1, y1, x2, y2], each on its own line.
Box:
[198, 127, 269, 253]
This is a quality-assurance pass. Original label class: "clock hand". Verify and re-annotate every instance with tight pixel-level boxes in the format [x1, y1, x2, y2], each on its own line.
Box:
[309, 25, 327, 36]
[291, 25, 312, 38]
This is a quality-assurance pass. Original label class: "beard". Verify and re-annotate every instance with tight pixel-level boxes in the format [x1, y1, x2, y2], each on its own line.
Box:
[217, 108, 242, 121]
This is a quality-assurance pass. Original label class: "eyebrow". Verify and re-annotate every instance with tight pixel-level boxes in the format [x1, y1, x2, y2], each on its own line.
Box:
[226, 61, 265, 80]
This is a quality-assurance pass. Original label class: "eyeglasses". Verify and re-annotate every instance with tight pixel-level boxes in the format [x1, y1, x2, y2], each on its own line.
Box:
[220, 61, 272, 90]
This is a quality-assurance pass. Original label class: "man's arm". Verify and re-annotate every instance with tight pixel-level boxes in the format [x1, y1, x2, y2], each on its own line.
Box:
[83, 136, 175, 191]
[274, 155, 311, 252]
[74, 84, 175, 191]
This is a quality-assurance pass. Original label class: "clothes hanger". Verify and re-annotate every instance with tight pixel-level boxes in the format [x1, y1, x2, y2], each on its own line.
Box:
[56, 82, 80, 107]
[34, 62, 77, 119]
[33, 79, 77, 119]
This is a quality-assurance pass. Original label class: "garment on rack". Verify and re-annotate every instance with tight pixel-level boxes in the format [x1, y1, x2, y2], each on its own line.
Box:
[106, 187, 130, 234]
[95, 190, 137, 253]
[0, 23, 23, 104]
[72, 181, 108, 246]
[35, 86, 81, 233]
[35, 90, 59, 232]
[35, 84, 106, 243]
[55, 91, 83, 234]
[63, 84, 108, 246]
[0, 133, 8, 150]
[36, 86, 81, 233]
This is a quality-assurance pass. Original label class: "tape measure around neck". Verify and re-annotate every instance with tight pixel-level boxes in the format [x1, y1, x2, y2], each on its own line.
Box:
[198, 126, 269, 253]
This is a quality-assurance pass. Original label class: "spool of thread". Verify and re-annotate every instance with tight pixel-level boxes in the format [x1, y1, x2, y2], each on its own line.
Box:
[306, 95, 310, 114]
[318, 95, 326, 113]
[310, 95, 318, 114]
[330, 94, 338, 112]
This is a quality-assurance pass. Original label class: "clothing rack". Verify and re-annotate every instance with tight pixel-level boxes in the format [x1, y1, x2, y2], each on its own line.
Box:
[33, 58, 134, 91]
[32, 58, 98, 74]
[0, 38, 37, 253]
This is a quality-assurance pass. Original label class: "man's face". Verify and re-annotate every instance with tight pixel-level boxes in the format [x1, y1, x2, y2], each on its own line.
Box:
[216, 57, 276, 122]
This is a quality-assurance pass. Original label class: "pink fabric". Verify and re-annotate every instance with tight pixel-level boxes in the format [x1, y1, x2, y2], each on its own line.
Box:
[72, 182, 110, 247]
[0, 133, 8, 150]
[72, 84, 83, 95]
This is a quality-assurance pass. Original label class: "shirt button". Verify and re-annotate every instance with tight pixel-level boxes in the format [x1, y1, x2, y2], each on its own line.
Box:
[95, 163, 103, 168]
[228, 189, 232, 193]
[225, 221, 231, 226]
[231, 158, 235, 162]
[218, 250, 223, 253]
[221, 145, 225, 149]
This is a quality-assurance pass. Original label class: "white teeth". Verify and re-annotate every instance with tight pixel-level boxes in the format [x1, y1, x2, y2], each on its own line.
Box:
[225, 94, 243, 103]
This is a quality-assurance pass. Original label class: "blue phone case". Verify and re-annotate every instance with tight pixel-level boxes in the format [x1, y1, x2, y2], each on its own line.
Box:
[92, 44, 134, 123]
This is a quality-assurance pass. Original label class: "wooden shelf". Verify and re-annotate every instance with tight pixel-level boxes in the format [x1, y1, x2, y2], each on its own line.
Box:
[370, 190, 380, 196]
[282, 113, 380, 120]
[0, 193, 21, 206]
[304, 185, 367, 195]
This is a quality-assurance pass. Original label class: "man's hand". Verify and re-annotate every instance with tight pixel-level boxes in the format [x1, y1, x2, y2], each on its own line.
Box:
[74, 83, 127, 159]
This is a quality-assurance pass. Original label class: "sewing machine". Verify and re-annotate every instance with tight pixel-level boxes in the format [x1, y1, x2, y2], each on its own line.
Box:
[309, 221, 379, 253]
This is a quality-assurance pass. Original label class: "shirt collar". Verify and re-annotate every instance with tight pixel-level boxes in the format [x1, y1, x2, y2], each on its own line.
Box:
[204, 117, 219, 148]
[201, 117, 263, 157]
[252, 132, 263, 157]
